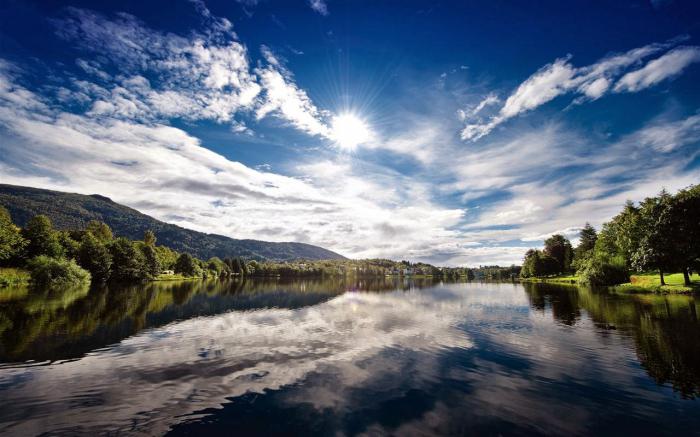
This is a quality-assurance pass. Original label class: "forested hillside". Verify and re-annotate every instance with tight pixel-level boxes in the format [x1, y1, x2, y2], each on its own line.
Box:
[0, 184, 345, 261]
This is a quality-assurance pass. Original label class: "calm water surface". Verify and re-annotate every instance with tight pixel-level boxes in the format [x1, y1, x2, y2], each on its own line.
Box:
[0, 278, 699, 435]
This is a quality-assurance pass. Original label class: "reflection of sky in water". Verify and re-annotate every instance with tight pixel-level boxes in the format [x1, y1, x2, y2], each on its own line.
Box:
[0, 282, 699, 435]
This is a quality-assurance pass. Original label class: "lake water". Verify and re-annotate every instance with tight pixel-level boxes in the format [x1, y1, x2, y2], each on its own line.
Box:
[0, 278, 699, 435]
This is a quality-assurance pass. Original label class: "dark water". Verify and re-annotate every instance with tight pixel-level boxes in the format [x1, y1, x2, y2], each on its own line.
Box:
[0, 278, 699, 436]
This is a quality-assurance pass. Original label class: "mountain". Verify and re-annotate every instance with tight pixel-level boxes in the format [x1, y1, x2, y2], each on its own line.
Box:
[0, 184, 346, 261]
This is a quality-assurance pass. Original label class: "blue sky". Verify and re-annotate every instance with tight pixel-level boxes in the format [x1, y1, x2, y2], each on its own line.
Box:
[1, 0, 699, 265]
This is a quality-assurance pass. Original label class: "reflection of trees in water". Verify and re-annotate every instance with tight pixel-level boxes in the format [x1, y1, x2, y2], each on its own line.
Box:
[523, 282, 700, 399]
[0, 277, 446, 363]
[522, 282, 581, 326]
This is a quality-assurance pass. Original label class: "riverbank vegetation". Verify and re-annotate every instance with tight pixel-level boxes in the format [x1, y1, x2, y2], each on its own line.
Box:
[0, 207, 253, 288]
[520, 185, 700, 291]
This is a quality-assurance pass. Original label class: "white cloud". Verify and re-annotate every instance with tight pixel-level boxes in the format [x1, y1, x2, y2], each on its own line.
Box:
[255, 48, 331, 138]
[614, 46, 700, 93]
[0, 65, 472, 265]
[618, 112, 700, 152]
[461, 39, 696, 141]
[51, 7, 330, 138]
[308, 0, 329, 15]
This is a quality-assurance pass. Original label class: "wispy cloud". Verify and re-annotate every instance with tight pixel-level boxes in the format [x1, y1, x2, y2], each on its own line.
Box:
[614, 46, 700, 92]
[255, 47, 331, 137]
[308, 0, 329, 16]
[461, 38, 696, 141]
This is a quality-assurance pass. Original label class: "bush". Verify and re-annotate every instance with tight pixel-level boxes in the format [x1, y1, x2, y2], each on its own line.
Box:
[577, 255, 630, 286]
[28, 256, 91, 288]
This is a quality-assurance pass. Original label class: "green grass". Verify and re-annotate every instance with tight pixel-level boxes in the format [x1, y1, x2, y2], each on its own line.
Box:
[614, 272, 700, 294]
[520, 274, 578, 285]
[0, 267, 30, 288]
[521, 271, 700, 293]
[153, 273, 203, 281]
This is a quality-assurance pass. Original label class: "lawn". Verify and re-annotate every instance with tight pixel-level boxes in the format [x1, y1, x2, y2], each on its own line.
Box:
[615, 271, 700, 294]
[519, 274, 578, 285]
[521, 271, 700, 293]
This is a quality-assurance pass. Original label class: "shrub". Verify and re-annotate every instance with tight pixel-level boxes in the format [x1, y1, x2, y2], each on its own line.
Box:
[577, 255, 629, 286]
[28, 256, 91, 288]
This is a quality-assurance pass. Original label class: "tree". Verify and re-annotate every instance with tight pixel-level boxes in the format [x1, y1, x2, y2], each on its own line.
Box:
[631, 190, 678, 285]
[596, 201, 643, 267]
[237, 257, 249, 275]
[155, 245, 179, 270]
[669, 185, 700, 285]
[108, 237, 148, 282]
[543, 234, 573, 273]
[141, 244, 160, 278]
[22, 215, 63, 259]
[174, 253, 202, 277]
[86, 220, 113, 242]
[0, 206, 26, 264]
[57, 231, 80, 259]
[207, 257, 226, 276]
[77, 233, 112, 282]
[578, 223, 597, 253]
[572, 223, 598, 271]
[144, 229, 156, 247]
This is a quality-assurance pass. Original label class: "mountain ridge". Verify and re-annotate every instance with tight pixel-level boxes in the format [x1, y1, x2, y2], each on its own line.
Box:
[0, 184, 346, 262]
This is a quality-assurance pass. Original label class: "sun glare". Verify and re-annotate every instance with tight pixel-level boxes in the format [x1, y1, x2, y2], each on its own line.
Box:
[331, 114, 370, 151]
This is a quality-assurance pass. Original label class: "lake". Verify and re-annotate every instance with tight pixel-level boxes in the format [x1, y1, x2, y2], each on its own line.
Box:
[0, 278, 699, 435]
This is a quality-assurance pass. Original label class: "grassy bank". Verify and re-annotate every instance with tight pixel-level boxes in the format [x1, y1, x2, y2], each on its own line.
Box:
[613, 272, 700, 294]
[519, 275, 578, 285]
[0, 268, 30, 288]
[153, 273, 206, 281]
[521, 271, 700, 293]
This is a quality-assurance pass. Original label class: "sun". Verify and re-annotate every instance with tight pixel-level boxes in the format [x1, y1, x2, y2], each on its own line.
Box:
[330, 113, 370, 151]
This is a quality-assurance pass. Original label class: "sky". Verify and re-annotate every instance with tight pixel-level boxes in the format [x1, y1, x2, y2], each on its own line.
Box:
[0, 0, 699, 266]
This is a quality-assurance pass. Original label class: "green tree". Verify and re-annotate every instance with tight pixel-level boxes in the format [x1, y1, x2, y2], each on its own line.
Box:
[155, 245, 179, 270]
[77, 233, 112, 282]
[144, 229, 156, 247]
[237, 257, 249, 275]
[0, 206, 26, 264]
[108, 237, 147, 282]
[669, 185, 700, 285]
[86, 220, 113, 242]
[141, 244, 160, 278]
[572, 223, 598, 271]
[207, 257, 226, 276]
[174, 253, 202, 277]
[543, 234, 573, 273]
[57, 231, 80, 259]
[631, 190, 677, 285]
[596, 201, 643, 267]
[578, 223, 597, 252]
[22, 215, 64, 259]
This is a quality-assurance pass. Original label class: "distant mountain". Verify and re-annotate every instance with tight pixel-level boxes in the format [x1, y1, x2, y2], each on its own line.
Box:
[0, 184, 346, 262]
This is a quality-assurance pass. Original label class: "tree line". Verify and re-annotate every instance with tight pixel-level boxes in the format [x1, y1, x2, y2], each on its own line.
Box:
[0, 208, 252, 287]
[520, 184, 699, 286]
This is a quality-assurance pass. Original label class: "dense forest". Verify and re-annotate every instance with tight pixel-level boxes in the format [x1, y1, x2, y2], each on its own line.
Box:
[0, 184, 345, 262]
[520, 184, 700, 286]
